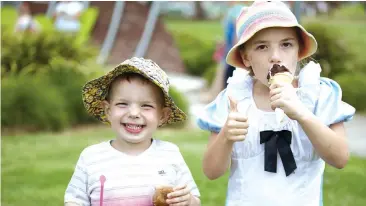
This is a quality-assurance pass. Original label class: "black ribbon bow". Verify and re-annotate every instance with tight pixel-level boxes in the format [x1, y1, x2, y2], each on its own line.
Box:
[260, 130, 297, 176]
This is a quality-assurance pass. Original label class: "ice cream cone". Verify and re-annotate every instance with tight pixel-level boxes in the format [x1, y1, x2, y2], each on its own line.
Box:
[269, 72, 294, 125]
[269, 72, 294, 85]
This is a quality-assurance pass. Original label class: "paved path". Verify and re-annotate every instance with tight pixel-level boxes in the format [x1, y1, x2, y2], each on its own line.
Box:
[344, 114, 366, 157]
[168, 72, 366, 157]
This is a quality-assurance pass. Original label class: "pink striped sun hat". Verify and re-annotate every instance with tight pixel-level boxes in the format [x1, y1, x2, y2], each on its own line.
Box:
[226, 1, 318, 69]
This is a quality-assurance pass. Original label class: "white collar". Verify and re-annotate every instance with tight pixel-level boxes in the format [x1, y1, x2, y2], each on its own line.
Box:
[226, 61, 322, 101]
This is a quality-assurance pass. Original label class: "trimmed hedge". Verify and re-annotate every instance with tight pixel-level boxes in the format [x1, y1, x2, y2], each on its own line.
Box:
[170, 31, 216, 77]
[1, 25, 99, 132]
[1, 59, 102, 132]
[203, 64, 218, 88]
[303, 21, 352, 78]
[330, 3, 366, 21]
[41, 58, 98, 125]
[1, 71, 69, 131]
[303, 19, 366, 111]
[335, 73, 366, 112]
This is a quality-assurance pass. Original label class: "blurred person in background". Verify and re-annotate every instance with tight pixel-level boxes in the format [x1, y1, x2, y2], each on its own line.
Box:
[15, 2, 40, 33]
[222, 1, 246, 88]
[201, 2, 246, 103]
[53, 1, 84, 33]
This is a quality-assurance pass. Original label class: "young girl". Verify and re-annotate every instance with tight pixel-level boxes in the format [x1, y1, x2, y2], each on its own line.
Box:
[197, 1, 355, 206]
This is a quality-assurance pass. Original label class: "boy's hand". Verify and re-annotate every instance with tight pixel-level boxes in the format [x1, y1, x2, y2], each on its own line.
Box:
[222, 96, 249, 142]
[165, 184, 193, 206]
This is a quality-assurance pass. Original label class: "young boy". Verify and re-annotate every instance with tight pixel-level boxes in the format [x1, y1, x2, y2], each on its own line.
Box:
[64, 57, 201, 206]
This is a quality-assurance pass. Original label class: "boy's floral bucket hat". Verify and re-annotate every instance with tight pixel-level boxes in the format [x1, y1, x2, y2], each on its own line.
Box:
[226, 1, 318, 68]
[82, 57, 187, 126]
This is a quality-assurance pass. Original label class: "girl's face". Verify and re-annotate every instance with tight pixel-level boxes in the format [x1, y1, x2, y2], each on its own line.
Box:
[240, 27, 300, 87]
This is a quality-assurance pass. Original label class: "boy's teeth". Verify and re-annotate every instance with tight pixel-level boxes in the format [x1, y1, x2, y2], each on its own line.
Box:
[126, 124, 142, 129]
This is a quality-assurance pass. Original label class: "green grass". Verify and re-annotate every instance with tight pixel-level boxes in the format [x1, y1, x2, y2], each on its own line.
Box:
[2, 126, 366, 206]
[164, 19, 223, 42]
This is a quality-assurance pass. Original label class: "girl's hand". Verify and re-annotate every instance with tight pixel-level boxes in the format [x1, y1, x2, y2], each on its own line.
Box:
[269, 82, 312, 121]
[221, 96, 249, 142]
[166, 184, 193, 206]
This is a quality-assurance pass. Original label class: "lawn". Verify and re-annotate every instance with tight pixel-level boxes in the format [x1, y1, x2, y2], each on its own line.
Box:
[2, 125, 366, 206]
[165, 19, 223, 42]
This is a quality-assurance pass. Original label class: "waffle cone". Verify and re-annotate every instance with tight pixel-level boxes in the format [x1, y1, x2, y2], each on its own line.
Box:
[268, 72, 293, 125]
[269, 72, 294, 85]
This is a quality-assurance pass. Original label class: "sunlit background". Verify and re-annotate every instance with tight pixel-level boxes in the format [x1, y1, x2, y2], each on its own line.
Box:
[1, 1, 366, 205]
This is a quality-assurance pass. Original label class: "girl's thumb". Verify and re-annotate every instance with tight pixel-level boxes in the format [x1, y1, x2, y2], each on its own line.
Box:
[228, 96, 238, 112]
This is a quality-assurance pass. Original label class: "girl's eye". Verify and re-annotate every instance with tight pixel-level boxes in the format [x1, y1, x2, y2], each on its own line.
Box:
[256, 45, 267, 50]
[282, 42, 293, 48]
[116, 103, 127, 106]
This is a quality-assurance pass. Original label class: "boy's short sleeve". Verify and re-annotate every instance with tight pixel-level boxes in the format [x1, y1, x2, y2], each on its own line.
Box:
[314, 78, 356, 126]
[196, 89, 230, 133]
[64, 154, 90, 206]
[174, 151, 200, 197]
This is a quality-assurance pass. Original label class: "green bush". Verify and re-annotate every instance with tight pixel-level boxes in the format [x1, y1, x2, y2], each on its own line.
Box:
[303, 21, 353, 78]
[1, 27, 97, 76]
[0, 24, 102, 132]
[331, 3, 366, 21]
[1, 72, 69, 132]
[171, 32, 216, 77]
[33, 15, 54, 32]
[335, 73, 366, 112]
[166, 86, 190, 128]
[203, 64, 218, 87]
[1, 60, 104, 132]
[41, 58, 98, 125]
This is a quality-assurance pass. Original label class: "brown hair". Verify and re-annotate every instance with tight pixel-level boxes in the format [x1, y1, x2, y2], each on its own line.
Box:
[105, 73, 165, 106]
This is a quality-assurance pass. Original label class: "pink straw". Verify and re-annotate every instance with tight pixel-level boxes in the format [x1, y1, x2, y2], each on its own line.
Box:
[99, 175, 106, 206]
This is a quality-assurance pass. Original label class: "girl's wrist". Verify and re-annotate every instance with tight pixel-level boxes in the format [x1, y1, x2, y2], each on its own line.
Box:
[296, 109, 314, 124]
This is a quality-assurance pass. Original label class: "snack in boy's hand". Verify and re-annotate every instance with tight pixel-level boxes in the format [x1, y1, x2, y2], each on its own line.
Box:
[153, 186, 174, 206]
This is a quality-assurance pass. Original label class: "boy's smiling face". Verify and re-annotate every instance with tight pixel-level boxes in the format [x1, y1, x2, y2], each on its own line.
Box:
[103, 74, 170, 152]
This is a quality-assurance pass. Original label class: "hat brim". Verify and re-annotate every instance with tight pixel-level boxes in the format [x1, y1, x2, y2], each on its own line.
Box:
[226, 23, 318, 69]
[82, 64, 187, 127]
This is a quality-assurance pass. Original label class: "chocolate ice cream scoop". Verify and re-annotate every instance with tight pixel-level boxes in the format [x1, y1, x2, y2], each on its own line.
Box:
[266, 64, 294, 125]
[267, 64, 291, 80]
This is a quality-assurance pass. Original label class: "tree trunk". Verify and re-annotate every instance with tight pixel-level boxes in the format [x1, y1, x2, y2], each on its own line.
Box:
[327, 1, 342, 11]
[194, 1, 206, 20]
